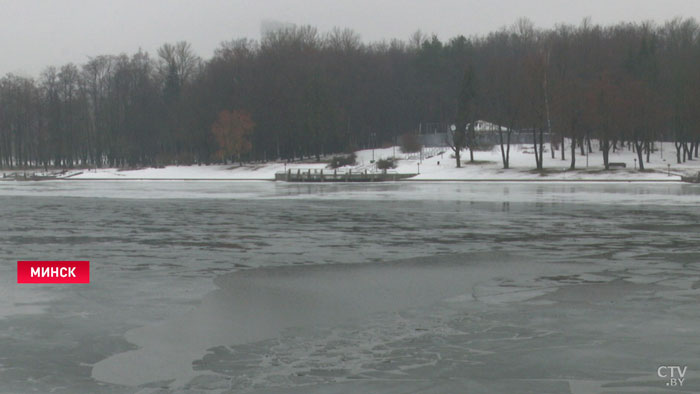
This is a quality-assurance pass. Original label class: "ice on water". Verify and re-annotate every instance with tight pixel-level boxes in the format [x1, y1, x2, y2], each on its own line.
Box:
[1, 182, 699, 393]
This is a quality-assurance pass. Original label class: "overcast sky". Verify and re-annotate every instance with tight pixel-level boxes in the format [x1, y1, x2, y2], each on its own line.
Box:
[1, 0, 698, 77]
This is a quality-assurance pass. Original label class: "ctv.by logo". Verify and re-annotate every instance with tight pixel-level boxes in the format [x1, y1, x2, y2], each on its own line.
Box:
[657, 365, 687, 387]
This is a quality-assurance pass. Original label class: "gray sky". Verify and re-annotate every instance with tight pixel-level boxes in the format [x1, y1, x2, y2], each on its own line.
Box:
[1, 0, 698, 77]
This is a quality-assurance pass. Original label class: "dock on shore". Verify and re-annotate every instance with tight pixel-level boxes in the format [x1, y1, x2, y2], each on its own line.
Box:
[275, 168, 416, 182]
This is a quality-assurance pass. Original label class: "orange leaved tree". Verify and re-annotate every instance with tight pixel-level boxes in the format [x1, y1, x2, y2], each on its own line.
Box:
[211, 110, 254, 164]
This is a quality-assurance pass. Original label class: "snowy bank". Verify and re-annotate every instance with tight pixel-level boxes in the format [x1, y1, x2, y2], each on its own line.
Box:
[59, 142, 697, 181]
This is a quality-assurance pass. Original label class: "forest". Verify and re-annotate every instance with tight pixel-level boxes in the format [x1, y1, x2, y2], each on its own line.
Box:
[0, 17, 699, 170]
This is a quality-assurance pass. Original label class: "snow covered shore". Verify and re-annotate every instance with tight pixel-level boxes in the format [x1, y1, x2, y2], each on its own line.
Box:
[42, 142, 700, 181]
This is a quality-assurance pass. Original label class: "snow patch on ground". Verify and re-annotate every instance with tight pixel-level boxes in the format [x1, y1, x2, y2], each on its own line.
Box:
[71, 162, 327, 180]
[62, 141, 697, 181]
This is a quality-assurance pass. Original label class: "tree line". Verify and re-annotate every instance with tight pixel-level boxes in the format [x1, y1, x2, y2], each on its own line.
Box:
[0, 18, 699, 169]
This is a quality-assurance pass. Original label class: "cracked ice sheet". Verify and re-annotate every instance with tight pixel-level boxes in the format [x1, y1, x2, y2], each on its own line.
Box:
[203, 275, 700, 394]
[94, 252, 700, 393]
[92, 252, 589, 388]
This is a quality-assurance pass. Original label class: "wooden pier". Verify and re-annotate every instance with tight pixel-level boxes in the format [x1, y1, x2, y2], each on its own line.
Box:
[681, 172, 700, 183]
[275, 168, 417, 182]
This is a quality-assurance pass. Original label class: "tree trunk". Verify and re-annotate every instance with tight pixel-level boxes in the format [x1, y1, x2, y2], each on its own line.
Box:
[645, 141, 651, 163]
[634, 140, 644, 170]
[533, 129, 540, 170]
[551, 135, 556, 159]
[506, 132, 511, 169]
[561, 136, 566, 161]
[499, 130, 508, 169]
[468, 124, 475, 163]
[602, 140, 610, 170]
[569, 137, 576, 170]
[538, 127, 544, 169]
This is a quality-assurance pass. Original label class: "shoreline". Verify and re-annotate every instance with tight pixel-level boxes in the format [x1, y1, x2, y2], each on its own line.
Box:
[0, 142, 695, 184]
[0, 177, 686, 183]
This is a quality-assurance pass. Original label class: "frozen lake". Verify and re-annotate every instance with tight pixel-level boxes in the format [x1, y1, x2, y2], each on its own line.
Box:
[1, 181, 699, 393]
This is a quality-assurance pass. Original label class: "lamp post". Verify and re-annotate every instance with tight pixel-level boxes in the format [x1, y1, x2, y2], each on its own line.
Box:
[417, 162, 420, 174]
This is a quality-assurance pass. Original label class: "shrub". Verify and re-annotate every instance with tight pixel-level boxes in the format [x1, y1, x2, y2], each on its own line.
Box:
[471, 141, 496, 152]
[400, 133, 422, 153]
[376, 158, 397, 170]
[328, 153, 357, 168]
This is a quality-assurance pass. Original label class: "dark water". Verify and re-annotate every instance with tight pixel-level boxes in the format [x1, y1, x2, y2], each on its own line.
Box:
[0, 181, 699, 393]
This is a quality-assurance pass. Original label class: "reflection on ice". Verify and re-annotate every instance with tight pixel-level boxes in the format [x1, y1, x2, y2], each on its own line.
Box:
[0, 180, 698, 207]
